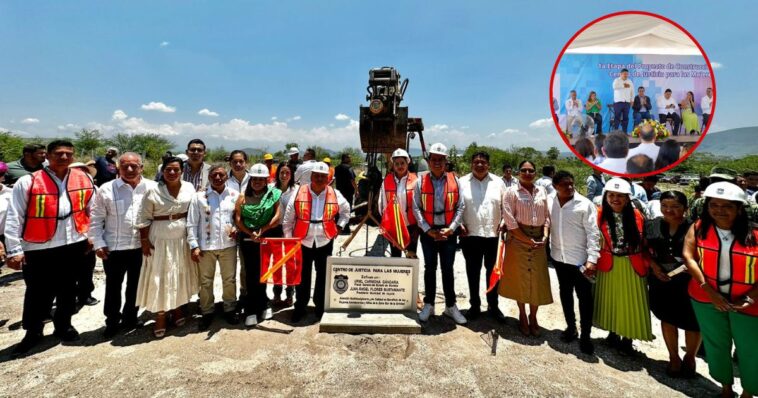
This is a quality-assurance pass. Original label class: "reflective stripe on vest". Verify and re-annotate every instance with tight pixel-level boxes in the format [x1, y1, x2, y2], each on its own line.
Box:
[23, 168, 95, 243]
[595, 207, 648, 276]
[419, 172, 459, 226]
[688, 221, 758, 316]
[292, 185, 339, 240]
[383, 172, 417, 226]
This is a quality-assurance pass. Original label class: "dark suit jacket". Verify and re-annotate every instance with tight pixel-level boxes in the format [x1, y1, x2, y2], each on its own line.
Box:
[632, 95, 652, 112]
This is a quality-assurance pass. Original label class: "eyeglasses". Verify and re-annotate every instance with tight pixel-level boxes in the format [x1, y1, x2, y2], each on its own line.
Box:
[187, 148, 204, 153]
[519, 168, 536, 174]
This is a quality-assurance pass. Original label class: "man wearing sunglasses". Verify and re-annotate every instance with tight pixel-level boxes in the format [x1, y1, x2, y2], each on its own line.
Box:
[412, 143, 467, 324]
[184, 139, 211, 192]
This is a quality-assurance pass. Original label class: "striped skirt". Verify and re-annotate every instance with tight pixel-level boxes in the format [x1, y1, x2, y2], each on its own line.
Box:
[593, 255, 653, 341]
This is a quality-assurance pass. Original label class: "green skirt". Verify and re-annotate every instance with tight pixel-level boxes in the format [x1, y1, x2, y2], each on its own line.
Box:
[593, 255, 653, 341]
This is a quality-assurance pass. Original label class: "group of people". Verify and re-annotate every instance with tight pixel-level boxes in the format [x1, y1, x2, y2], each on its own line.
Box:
[573, 124, 685, 174]
[559, 68, 713, 137]
[1, 138, 755, 397]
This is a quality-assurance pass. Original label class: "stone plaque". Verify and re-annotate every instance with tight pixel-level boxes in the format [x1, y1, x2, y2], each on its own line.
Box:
[326, 260, 416, 311]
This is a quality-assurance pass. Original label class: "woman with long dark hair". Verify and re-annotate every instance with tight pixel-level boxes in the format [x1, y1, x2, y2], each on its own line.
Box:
[586, 177, 652, 355]
[574, 137, 595, 162]
[270, 161, 295, 306]
[585, 91, 603, 135]
[655, 139, 681, 170]
[683, 182, 757, 397]
[136, 156, 198, 338]
[500, 160, 552, 336]
[681, 91, 701, 135]
[646, 191, 701, 377]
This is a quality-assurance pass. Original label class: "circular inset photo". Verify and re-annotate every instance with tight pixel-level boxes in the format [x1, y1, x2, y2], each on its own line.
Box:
[550, 11, 716, 177]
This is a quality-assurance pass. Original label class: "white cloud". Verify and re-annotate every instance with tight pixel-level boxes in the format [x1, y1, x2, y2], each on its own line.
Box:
[528, 117, 553, 129]
[427, 124, 449, 132]
[289, 115, 302, 121]
[112, 110, 128, 120]
[21, 118, 40, 124]
[198, 108, 219, 117]
[160, 41, 170, 47]
[334, 113, 350, 121]
[710, 62, 723, 69]
[57, 123, 81, 131]
[271, 116, 278, 121]
[502, 128, 521, 134]
[141, 101, 176, 113]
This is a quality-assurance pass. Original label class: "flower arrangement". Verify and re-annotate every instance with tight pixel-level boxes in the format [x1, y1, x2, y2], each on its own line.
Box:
[631, 119, 669, 140]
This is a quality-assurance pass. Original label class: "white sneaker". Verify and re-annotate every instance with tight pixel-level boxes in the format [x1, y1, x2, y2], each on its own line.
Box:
[444, 305, 467, 324]
[418, 304, 434, 322]
[263, 307, 273, 320]
[245, 314, 258, 327]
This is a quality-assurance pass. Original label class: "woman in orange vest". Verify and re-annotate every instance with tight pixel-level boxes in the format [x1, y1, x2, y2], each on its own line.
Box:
[378, 148, 419, 258]
[683, 182, 757, 397]
[646, 190, 701, 378]
[586, 177, 652, 355]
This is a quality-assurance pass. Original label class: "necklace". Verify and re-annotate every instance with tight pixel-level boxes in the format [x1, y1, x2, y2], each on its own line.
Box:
[716, 228, 733, 242]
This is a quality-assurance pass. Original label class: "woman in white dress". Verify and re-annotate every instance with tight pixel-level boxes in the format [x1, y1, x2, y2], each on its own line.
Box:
[136, 156, 198, 338]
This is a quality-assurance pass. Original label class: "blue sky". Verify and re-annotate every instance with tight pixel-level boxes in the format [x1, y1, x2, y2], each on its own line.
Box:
[1, 1, 755, 152]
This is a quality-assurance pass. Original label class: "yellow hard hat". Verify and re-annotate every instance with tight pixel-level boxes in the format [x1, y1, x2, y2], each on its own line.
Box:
[323, 157, 331, 163]
[263, 153, 273, 160]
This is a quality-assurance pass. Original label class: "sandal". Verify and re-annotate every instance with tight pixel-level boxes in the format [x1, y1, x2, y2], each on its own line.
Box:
[154, 312, 167, 339]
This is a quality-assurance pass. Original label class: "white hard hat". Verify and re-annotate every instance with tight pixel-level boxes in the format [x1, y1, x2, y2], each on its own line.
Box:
[429, 143, 448, 157]
[288, 147, 300, 156]
[249, 163, 269, 178]
[391, 148, 410, 161]
[603, 177, 632, 195]
[311, 162, 330, 175]
[704, 181, 748, 204]
[176, 154, 189, 162]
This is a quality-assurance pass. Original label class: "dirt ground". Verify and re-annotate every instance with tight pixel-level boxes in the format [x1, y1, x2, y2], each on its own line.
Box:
[0, 227, 743, 397]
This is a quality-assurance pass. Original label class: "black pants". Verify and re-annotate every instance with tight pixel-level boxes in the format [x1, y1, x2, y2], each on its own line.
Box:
[295, 240, 334, 315]
[659, 113, 681, 136]
[460, 236, 499, 309]
[103, 248, 142, 327]
[76, 250, 97, 302]
[419, 232, 457, 307]
[389, 225, 420, 258]
[612, 102, 630, 133]
[23, 241, 88, 334]
[588, 112, 602, 134]
[702, 113, 710, 129]
[553, 260, 593, 337]
[241, 234, 273, 317]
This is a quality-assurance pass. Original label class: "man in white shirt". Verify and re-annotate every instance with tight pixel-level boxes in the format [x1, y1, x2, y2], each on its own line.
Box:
[548, 170, 600, 355]
[658, 89, 681, 136]
[6, 140, 95, 355]
[701, 87, 713, 129]
[90, 152, 157, 338]
[188, 165, 241, 330]
[283, 162, 350, 322]
[501, 163, 519, 188]
[564, 90, 584, 135]
[612, 68, 634, 133]
[626, 123, 660, 162]
[293, 148, 317, 186]
[459, 151, 507, 322]
[535, 165, 556, 195]
[597, 132, 630, 174]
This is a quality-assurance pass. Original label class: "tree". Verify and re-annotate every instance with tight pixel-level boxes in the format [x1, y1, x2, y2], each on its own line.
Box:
[0, 131, 27, 161]
[74, 129, 104, 160]
[206, 146, 229, 162]
[105, 133, 173, 161]
[546, 146, 560, 161]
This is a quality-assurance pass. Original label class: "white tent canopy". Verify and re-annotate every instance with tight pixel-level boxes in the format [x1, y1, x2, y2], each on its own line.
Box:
[566, 14, 701, 55]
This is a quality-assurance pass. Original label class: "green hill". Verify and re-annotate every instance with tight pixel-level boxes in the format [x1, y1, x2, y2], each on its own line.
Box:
[697, 126, 758, 157]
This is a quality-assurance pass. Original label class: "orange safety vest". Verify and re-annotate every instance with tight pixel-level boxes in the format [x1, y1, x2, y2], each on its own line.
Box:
[293, 184, 340, 240]
[383, 172, 417, 226]
[596, 207, 648, 277]
[22, 167, 95, 244]
[419, 172, 459, 227]
[688, 221, 758, 316]
[268, 164, 278, 184]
